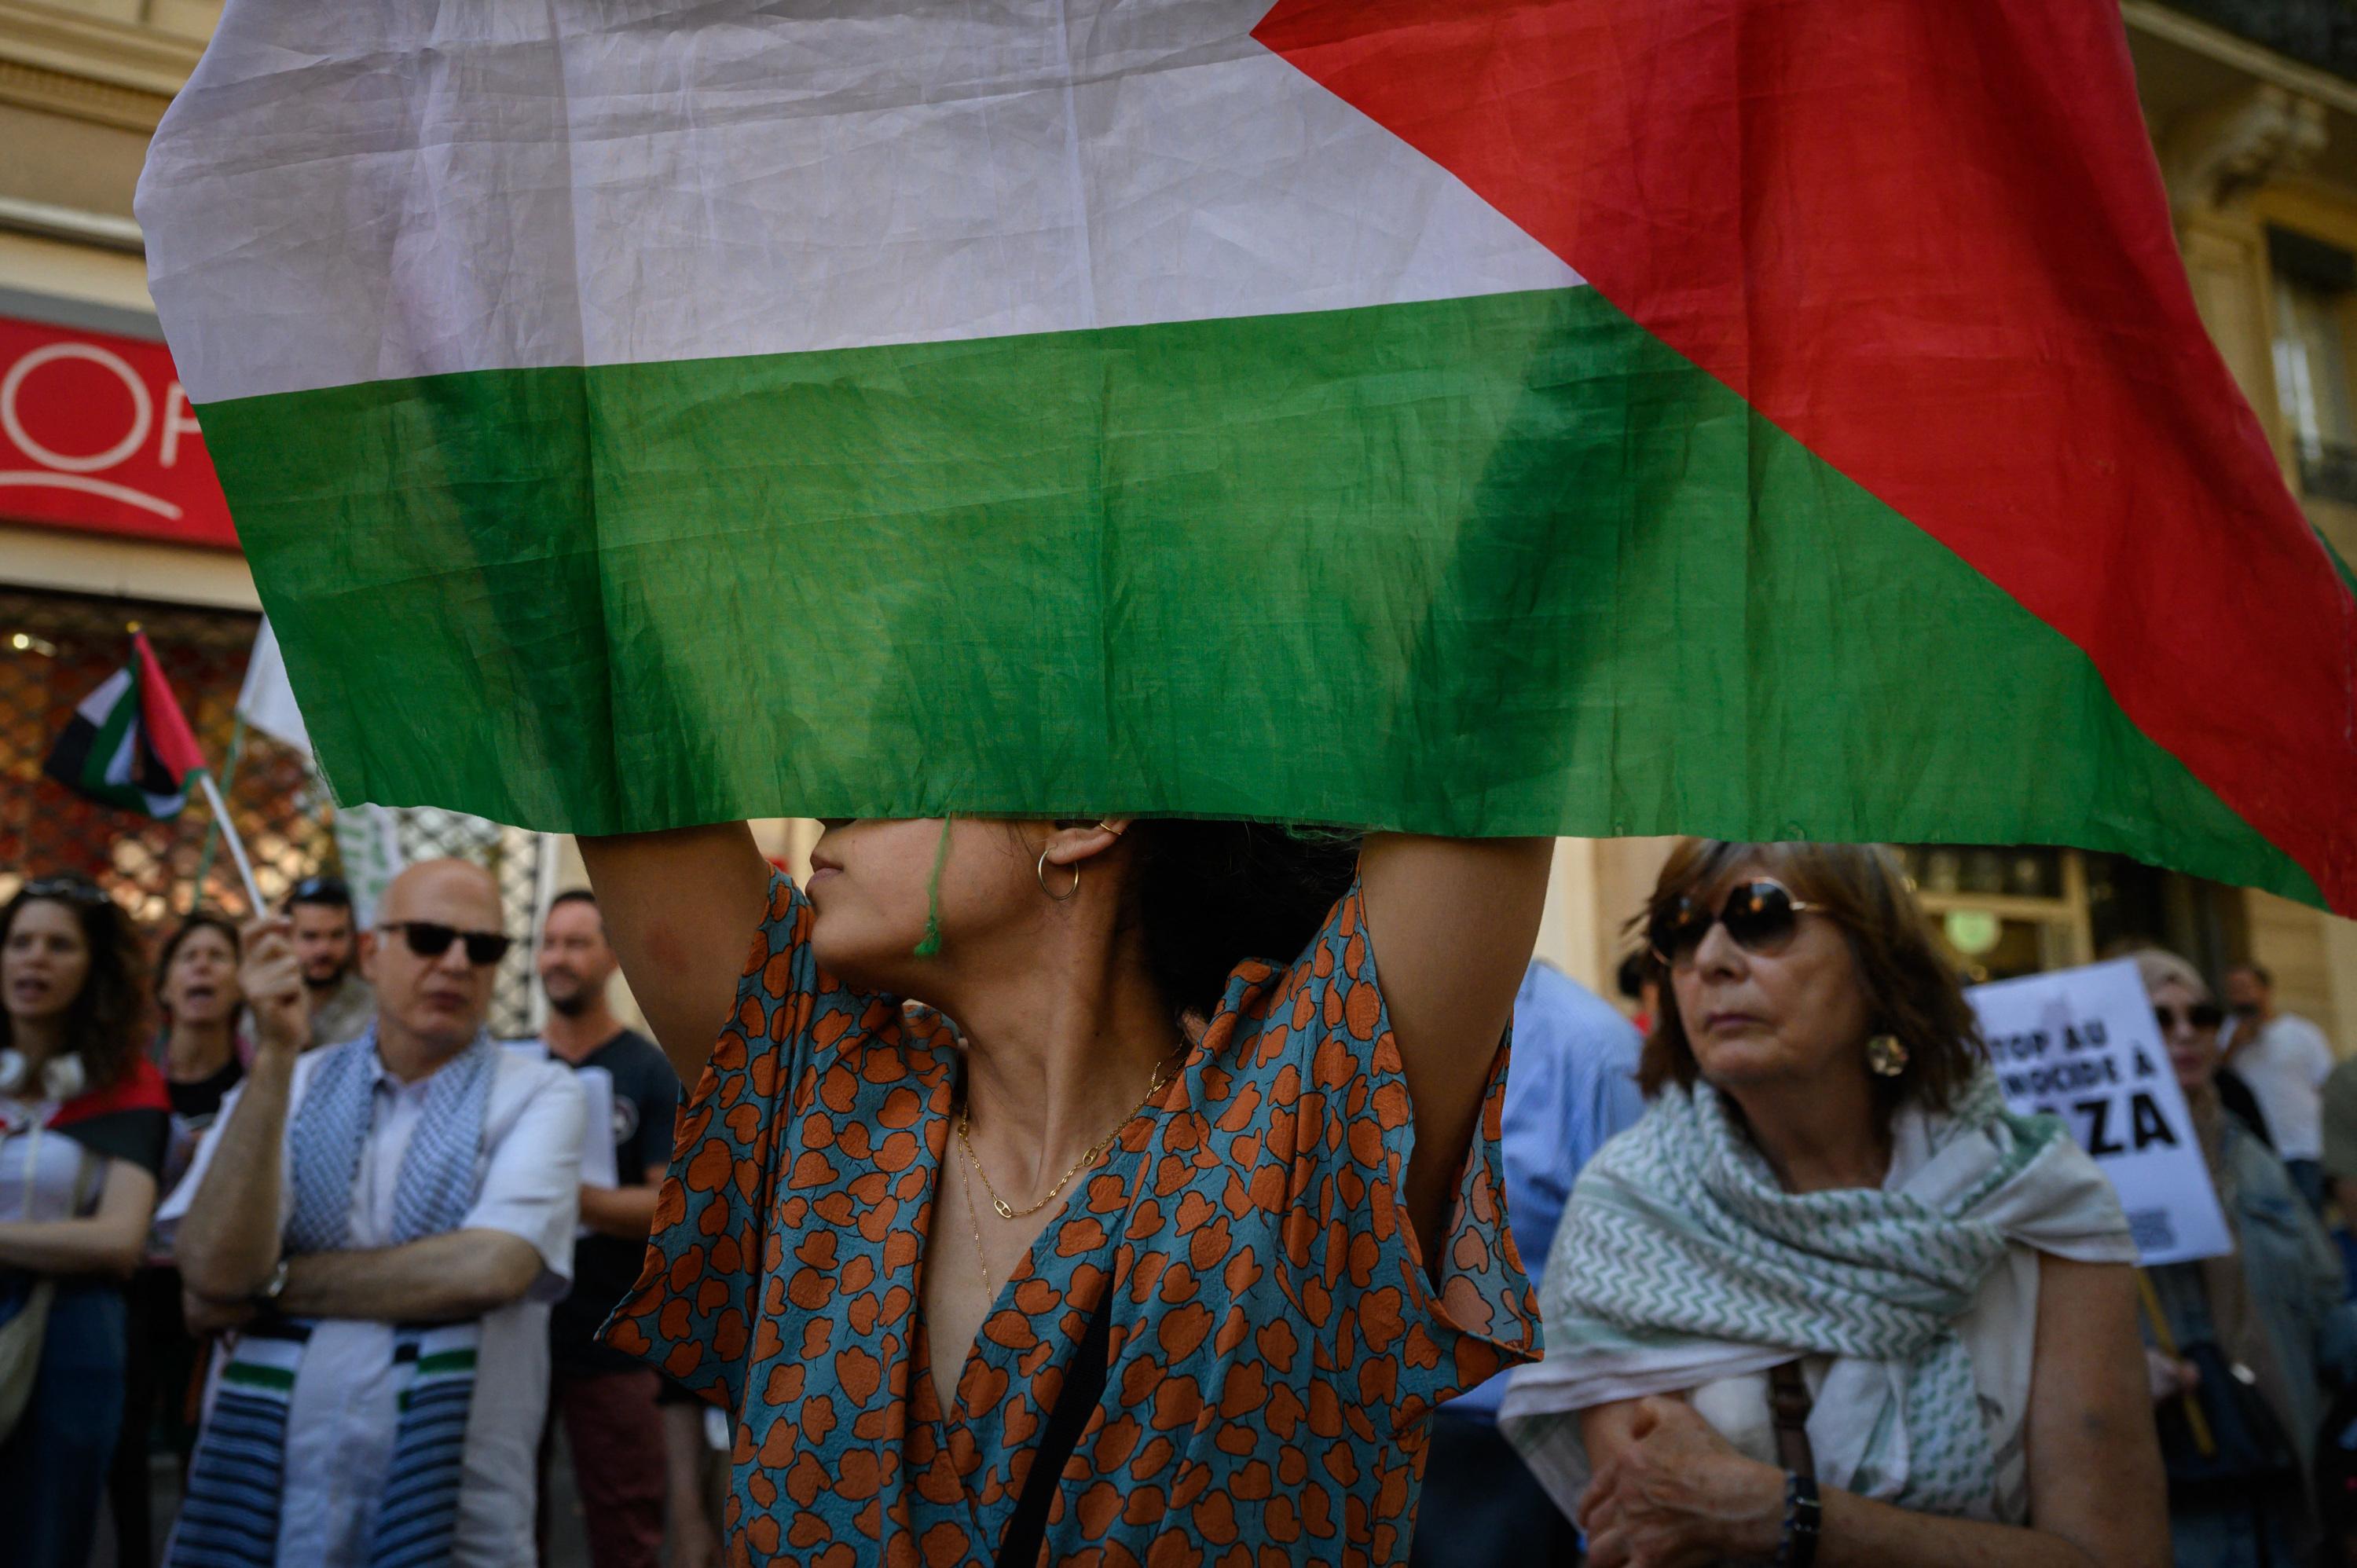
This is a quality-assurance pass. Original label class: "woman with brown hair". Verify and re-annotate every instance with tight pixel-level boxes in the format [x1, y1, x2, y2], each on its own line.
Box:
[0, 874, 171, 1567]
[1501, 841, 2167, 1566]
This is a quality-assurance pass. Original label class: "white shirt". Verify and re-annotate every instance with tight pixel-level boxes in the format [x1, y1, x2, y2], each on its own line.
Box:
[2224, 1012, 2335, 1160]
[159, 1042, 586, 1568]
[0, 1098, 97, 1222]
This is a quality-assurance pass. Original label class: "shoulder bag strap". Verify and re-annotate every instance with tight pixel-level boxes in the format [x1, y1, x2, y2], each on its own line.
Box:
[995, 1279, 1115, 1568]
[1768, 1357, 1817, 1478]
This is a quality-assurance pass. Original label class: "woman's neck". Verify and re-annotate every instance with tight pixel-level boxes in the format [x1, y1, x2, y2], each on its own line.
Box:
[1725, 1072, 1892, 1194]
[166, 1017, 236, 1082]
[952, 934, 1186, 1196]
[9, 1015, 67, 1072]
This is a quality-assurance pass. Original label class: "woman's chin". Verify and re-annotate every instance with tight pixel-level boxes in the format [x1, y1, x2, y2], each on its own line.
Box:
[1692, 1046, 1794, 1091]
[808, 921, 915, 994]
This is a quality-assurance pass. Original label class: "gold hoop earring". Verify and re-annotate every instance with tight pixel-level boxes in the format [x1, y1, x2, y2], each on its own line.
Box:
[1865, 1034, 1909, 1078]
[1037, 847, 1081, 902]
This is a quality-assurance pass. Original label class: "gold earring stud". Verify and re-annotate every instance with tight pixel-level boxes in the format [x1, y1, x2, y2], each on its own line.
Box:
[1865, 1034, 1909, 1078]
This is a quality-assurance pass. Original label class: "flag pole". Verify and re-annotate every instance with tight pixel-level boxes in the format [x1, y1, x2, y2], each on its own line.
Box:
[189, 713, 247, 913]
[197, 769, 266, 915]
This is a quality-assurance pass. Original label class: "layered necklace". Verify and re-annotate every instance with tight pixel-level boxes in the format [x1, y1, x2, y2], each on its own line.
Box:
[954, 1048, 1182, 1293]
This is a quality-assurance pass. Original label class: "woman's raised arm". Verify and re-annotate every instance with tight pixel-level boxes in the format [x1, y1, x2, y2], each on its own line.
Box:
[1360, 833, 1555, 1252]
[579, 824, 775, 1085]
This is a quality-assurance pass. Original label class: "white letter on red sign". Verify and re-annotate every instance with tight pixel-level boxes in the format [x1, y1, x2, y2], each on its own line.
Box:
[159, 381, 205, 468]
[1, 342, 153, 473]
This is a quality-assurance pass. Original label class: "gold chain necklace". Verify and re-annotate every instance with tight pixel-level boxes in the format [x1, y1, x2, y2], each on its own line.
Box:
[956, 1153, 995, 1295]
[956, 1051, 1180, 1222]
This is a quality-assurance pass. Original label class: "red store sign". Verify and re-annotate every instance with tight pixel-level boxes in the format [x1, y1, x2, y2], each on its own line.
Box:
[0, 313, 238, 551]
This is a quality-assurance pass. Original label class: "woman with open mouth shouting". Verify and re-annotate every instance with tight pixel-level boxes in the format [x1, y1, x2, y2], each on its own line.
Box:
[0, 875, 170, 1568]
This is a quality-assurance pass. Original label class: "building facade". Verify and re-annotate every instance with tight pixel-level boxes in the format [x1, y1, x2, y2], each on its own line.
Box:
[4, 1, 2352, 1049]
[2, 0, 559, 1032]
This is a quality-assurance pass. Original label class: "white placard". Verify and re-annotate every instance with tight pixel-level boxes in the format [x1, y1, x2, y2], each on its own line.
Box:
[1969, 958, 2232, 1266]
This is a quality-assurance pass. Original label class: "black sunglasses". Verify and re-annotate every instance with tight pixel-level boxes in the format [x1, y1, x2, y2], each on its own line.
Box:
[2154, 1002, 2223, 1033]
[1648, 878, 1824, 965]
[291, 874, 350, 903]
[379, 921, 511, 968]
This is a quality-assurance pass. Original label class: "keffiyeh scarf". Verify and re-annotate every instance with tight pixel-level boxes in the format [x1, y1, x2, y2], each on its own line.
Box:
[167, 1028, 499, 1568]
[1502, 1067, 2131, 1519]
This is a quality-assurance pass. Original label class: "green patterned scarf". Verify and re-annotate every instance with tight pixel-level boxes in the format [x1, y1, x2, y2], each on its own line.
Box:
[1505, 1067, 2129, 1519]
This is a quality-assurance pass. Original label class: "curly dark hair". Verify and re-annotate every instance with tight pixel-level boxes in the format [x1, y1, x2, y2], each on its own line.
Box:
[1, 877, 150, 1090]
[995, 819, 1362, 1028]
[1634, 840, 1985, 1118]
[1128, 822, 1362, 1026]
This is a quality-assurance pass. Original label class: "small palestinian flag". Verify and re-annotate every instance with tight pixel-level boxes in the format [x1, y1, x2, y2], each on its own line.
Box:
[44, 632, 210, 819]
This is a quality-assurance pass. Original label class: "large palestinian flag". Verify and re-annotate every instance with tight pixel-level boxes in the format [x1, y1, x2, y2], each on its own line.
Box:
[138, 0, 2357, 911]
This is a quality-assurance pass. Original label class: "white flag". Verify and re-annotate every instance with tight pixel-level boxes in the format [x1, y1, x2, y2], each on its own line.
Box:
[234, 617, 310, 755]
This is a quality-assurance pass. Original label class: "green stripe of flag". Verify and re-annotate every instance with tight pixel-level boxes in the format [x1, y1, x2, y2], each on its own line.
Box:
[203, 286, 2315, 902]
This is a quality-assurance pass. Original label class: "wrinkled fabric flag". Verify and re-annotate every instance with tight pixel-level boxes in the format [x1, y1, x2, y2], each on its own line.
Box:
[137, 0, 2356, 910]
[45, 632, 209, 819]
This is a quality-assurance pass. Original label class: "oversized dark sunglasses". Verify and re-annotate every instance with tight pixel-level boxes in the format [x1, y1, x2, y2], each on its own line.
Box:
[379, 921, 511, 967]
[2154, 1002, 2223, 1032]
[1648, 878, 1824, 965]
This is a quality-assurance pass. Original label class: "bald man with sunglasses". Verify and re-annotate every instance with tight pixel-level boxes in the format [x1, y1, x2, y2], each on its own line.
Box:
[160, 859, 587, 1568]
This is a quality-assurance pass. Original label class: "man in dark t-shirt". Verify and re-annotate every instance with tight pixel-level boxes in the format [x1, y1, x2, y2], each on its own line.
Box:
[531, 889, 680, 1568]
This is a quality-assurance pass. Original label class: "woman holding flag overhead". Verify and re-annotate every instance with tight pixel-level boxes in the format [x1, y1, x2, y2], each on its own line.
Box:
[0, 875, 170, 1567]
[587, 819, 1551, 1564]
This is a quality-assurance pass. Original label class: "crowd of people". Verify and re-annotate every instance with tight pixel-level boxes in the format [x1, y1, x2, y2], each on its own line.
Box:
[0, 830, 2352, 1566]
[0, 865, 728, 1567]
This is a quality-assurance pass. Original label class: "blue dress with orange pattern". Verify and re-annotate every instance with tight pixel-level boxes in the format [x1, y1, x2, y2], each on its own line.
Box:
[607, 870, 1538, 1566]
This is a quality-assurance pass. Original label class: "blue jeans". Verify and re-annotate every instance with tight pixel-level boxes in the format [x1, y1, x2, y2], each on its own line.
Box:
[0, 1279, 127, 1568]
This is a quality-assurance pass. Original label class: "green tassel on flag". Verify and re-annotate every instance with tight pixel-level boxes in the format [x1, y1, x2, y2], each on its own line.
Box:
[913, 816, 951, 958]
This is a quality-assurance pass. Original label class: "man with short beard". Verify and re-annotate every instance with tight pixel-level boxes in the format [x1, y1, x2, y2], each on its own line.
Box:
[528, 889, 681, 1568]
[285, 876, 374, 1048]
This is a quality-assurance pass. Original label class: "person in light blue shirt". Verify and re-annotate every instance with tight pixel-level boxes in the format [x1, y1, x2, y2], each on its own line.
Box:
[1410, 959, 1646, 1568]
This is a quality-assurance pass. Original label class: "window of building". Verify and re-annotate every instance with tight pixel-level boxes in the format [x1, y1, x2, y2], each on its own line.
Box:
[2268, 225, 2357, 504]
[1890, 845, 2089, 983]
[1890, 844, 2238, 987]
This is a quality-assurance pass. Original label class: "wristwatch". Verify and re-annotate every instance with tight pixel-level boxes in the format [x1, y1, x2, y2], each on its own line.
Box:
[258, 1258, 291, 1305]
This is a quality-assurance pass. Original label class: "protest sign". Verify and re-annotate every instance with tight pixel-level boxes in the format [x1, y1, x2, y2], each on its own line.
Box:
[1969, 958, 2231, 1266]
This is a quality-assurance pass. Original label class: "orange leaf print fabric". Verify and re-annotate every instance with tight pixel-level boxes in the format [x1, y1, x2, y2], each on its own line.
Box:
[603, 871, 1536, 1566]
